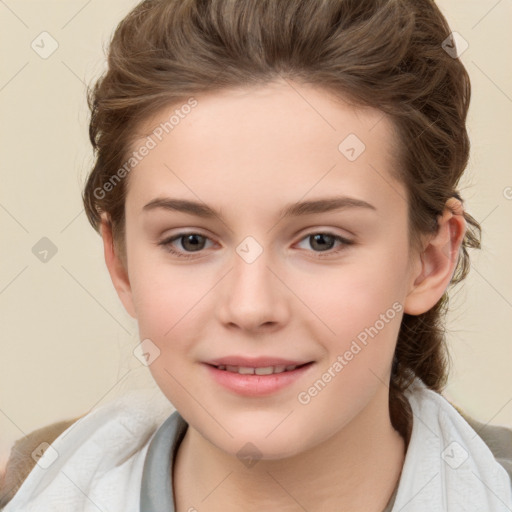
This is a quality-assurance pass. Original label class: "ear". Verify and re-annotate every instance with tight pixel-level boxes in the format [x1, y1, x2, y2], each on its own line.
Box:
[404, 199, 467, 315]
[99, 214, 137, 319]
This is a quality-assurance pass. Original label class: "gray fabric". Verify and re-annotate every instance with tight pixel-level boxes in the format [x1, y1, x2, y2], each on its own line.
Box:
[459, 411, 512, 482]
[139, 408, 511, 512]
[140, 411, 188, 512]
[139, 410, 399, 512]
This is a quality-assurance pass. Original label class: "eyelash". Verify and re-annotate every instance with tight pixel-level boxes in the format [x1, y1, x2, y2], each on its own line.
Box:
[157, 231, 354, 259]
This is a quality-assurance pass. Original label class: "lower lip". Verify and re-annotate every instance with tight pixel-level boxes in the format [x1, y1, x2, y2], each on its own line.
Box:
[203, 362, 315, 396]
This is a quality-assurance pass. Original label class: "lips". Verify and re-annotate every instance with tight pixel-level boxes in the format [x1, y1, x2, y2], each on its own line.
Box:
[205, 356, 313, 375]
[204, 359, 315, 396]
[205, 356, 312, 368]
[213, 363, 309, 375]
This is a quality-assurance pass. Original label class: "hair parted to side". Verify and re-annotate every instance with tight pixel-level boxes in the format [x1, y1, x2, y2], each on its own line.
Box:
[82, 0, 481, 445]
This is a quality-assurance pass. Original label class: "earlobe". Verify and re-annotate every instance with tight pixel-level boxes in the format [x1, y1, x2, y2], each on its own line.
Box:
[99, 215, 137, 319]
[404, 199, 467, 315]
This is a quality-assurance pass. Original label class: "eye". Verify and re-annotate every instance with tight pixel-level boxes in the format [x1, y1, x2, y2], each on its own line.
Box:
[158, 232, 214, 259]
[158, 231, 354, 260]
[296, 232, 354, 257]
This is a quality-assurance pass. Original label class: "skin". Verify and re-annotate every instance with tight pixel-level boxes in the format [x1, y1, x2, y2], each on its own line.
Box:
[100, 79, 466, 511]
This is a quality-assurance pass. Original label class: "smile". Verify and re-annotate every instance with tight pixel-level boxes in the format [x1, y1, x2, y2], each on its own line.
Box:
[214, 364, 307, 375]
[203, 361, 315, 396]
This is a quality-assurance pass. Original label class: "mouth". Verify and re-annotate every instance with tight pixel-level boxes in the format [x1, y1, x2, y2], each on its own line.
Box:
[202, 359, 315, 396]
[206, 362, 313, 375]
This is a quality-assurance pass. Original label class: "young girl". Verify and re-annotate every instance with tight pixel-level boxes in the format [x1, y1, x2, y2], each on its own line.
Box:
[1, 0, 511, 510]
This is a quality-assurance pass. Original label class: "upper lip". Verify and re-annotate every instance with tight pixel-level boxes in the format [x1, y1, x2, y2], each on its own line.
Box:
[204, 356, 313, 368]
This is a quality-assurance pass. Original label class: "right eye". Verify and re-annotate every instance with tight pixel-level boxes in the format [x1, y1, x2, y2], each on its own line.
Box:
[158, 232, 215, 259]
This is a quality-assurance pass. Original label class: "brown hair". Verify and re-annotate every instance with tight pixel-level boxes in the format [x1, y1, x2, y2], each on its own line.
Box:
[82, 0, 481, 445]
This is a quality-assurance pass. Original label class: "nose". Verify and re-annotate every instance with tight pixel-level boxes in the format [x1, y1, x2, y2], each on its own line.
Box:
[216, 246, 289, 333]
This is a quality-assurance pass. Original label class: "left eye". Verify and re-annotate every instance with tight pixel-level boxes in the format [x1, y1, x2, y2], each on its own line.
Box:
[158, 232, 353, 258]
[295, 232, 353, 256]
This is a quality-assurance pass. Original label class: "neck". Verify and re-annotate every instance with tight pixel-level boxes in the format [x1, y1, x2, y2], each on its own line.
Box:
[173, 386, 406, 512]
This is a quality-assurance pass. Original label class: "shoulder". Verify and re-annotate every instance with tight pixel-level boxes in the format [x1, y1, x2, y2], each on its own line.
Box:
[0, 389, 174, 511]
[0, 416, 83, 509]
[405, 378, 512, 484]
[454, 405, 512, 481]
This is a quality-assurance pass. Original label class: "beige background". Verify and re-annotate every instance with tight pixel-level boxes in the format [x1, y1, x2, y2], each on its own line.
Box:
[0, 0, 511, 467]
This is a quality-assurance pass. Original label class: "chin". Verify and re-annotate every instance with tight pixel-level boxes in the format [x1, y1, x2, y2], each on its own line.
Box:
[211, 423, 312, 463]
[224, 437, 307, 463]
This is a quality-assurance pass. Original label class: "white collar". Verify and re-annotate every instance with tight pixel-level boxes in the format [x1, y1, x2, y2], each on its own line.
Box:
[3, 380, 511, 511]
[393, 378, 512, 511]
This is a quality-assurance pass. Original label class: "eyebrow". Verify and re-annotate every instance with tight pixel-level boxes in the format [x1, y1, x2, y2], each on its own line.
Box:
[142, 196, 376, 221]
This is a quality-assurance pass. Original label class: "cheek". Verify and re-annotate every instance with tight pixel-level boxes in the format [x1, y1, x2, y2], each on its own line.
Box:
[128, 264, 207, 407]
[290, 248, 408, 388]
[296, 249, 408, 333]
[131, 273, 200, 345]
[127, 243, 199, 344]
[291, 261, 405, 428]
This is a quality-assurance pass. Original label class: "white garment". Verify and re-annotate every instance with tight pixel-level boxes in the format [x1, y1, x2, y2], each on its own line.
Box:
[2, 378, 511, 511]
[2, 387, 174, 512]
[393, 378, 512, 511]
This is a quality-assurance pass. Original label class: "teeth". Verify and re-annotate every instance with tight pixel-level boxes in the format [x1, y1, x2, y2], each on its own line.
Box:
[217, 364, 299, 374]
[255, 366, 275, 375]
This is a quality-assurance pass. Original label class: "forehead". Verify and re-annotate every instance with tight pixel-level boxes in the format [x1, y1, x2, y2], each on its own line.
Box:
[124, 80, 404, 218]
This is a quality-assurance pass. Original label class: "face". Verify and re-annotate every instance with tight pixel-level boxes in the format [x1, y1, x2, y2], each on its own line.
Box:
[117, 80, 419, 459]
